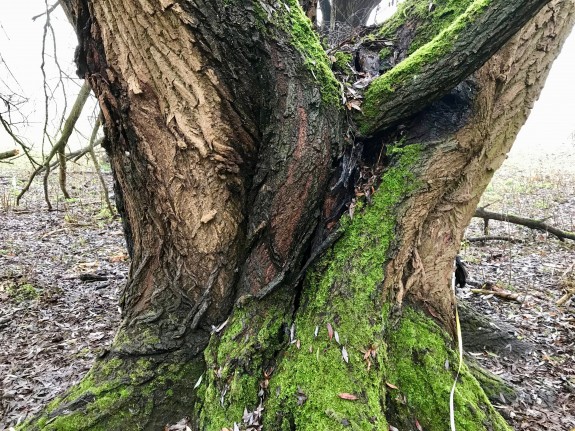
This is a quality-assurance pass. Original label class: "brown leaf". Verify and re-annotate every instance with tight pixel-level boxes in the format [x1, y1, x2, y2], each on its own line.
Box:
[108, 253, 128, 262]
[415, 419, 423, 431]
[327, 323, 334, 341]
[385, 382, 399, 390]
[338, 393, 358, 400]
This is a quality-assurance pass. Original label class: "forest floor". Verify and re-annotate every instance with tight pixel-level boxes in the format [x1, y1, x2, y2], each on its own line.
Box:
[0, 141, 574, 430]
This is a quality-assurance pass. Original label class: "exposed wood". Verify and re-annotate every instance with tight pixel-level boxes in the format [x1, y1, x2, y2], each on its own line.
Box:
[474, 207, 575, 241]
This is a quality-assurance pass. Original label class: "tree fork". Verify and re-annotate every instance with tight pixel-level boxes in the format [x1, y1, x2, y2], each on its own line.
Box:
[22, 0, 575, 430]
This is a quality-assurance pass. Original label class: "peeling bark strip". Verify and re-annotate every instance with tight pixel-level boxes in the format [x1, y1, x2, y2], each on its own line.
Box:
[25, 0, 575, 429]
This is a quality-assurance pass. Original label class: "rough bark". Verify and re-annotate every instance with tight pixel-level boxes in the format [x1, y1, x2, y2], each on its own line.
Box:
[23, 0, 575, 430]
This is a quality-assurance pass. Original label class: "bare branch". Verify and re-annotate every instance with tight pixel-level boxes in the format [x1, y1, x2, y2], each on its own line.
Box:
[473, 207, 575, 242]
[31, 1, 62, 22]
[87, 114, 115, 215]
[0, 149, 19, 161]
[16, 81, 92, 208]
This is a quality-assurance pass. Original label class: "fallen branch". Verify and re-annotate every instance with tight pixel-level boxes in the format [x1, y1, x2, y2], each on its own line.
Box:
[473, 207, 575, 242]
[470, 288, 524, 303]
[465, 235, 524, 244]
[0, 149, 19, 160]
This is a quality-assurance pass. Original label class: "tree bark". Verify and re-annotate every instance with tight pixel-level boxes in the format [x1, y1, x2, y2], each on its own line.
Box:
[23, 0, 575, 430]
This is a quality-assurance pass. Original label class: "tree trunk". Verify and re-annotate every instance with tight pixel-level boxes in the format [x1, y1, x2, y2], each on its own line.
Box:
[23, 0, 575, 430]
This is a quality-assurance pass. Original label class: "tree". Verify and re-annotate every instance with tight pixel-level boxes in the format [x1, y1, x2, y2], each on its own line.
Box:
[318, 0, 382, 30]
[24, 0, 575, 430]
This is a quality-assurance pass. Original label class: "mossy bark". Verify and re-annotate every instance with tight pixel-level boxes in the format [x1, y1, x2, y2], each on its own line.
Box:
[23, 0, 575, 429]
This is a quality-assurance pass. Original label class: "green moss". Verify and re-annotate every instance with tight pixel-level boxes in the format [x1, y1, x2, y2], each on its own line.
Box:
[333, 51, 353, 72]
[23, 356, 202, 431]
[361, 0, 490, 133]
[263, 145, 422, 430]
[379, 47, 392, 60]
[200, 294, 293, 430]
[7, 282, 40, 302]
[386, 307, 511, 431]
[281, 0, 341, 106]
[466, 360, 516, 404]
[378, 0, 475, 52]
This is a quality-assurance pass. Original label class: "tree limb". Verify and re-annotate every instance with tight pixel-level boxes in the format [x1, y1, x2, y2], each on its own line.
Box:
[473, 207, 575, 242]
[86, 114, 115, 215]
[358, 0, 552, 135]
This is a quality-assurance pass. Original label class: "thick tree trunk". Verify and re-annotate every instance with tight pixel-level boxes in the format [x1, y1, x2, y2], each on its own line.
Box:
[23, 0, 575, 430]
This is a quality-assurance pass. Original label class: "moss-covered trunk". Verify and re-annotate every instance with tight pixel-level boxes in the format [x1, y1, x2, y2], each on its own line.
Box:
[23, 0, 575, 429]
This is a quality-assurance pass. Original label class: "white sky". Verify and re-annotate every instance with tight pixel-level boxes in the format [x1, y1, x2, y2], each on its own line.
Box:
[0, 1, 96, 153]
[0, 1, 574, 155]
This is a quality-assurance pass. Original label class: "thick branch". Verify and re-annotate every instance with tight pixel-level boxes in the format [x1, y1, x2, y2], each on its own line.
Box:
[359, 0, 552, 135]
[474, 207, 575, 241]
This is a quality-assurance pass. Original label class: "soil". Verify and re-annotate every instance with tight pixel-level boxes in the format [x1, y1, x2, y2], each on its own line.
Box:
[0, 140, 574, 430]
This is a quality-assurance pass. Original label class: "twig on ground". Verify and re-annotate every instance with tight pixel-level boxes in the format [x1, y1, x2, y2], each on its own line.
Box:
[466, 235, 524, 243]
[470, 287, 524, 303]
[0, 149, 19, 161]
[557, 261, 575, 306]
[556, 288, 575, 306]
